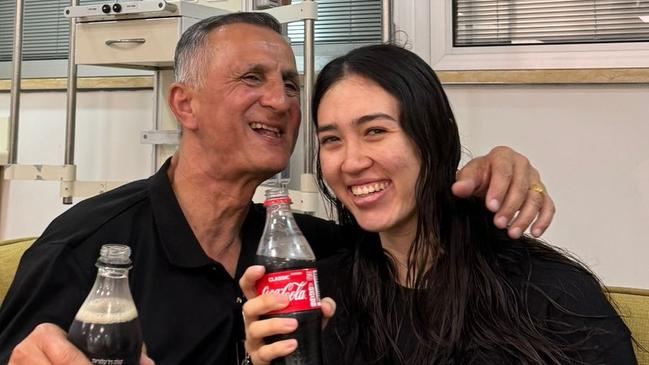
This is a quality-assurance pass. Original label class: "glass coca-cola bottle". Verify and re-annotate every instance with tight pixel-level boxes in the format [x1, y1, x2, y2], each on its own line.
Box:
[68, 244, 143, 365]
[255, 188, 323, 365]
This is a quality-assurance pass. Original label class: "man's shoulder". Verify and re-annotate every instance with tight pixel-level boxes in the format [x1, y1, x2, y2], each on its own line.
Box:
[38, 177, 152, 247]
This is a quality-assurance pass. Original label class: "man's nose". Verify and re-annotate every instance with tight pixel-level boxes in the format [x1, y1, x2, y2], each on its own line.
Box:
[260, 79, 291, 112]
[341, 143, 372, 174]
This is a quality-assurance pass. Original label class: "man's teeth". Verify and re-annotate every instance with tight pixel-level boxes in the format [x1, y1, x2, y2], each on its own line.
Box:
[351, 182, 388, 196]
[250, 122, 280, 137]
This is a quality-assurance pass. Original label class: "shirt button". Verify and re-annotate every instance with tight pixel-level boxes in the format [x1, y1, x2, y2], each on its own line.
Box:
[235, 296, 244, 304]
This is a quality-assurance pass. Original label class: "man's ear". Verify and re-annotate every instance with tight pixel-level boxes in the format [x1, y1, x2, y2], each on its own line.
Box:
[168, 83, 199, 131]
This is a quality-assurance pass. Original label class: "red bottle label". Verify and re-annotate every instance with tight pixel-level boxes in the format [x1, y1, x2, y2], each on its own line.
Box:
[256, 268, 321, 314]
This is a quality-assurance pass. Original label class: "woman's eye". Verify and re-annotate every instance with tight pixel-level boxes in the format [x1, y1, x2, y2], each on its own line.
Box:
[319, 136, 339, 145]
[367, 128, 386, 136]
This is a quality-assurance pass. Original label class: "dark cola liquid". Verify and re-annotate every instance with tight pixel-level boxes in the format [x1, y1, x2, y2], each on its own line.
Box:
[256, 255, 323, 365]
[68, 298, 142, 365]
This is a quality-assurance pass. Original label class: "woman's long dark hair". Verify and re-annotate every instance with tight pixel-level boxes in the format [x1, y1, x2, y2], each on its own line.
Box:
[312, 44, 604, 364]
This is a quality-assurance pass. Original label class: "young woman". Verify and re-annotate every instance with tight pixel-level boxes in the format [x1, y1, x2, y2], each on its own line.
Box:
[241, 44, 636, 364]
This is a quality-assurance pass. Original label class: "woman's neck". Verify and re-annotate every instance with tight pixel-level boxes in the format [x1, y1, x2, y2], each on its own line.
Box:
[379, 226, 417, 286]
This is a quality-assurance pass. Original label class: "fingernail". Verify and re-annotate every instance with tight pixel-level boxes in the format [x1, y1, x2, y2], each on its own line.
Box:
[510, 227, 522, 238]
[532, 228, 541, 237]
[287, 339, 298, 350]
[488, 199, 500, 211]
[495, 216, 508, 228]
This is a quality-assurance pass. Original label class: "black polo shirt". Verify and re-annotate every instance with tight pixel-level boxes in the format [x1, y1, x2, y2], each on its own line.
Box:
[0, 159, 344, 365]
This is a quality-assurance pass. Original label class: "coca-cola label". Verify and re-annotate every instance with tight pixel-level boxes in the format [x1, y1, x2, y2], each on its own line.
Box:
[256, 268, 321, 314]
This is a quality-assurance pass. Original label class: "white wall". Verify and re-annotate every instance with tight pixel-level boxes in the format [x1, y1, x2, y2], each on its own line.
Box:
[0, 90, 153, 239]
[447, 85, 649, 289]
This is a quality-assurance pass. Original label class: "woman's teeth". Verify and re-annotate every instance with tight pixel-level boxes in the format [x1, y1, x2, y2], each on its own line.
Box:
[351, 181, 388, 196]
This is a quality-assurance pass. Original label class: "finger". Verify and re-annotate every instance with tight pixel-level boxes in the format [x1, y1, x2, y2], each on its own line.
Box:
[487, 153, 527, 217]
[242, 294, 290, 325]
[320, 297, 336, 329]
[492, 159, 535, 229]
[9, 340, 53, 365]
[239, 265, 266, 300]
[30, 323, 89, 365]
[248, 317, 298, 340]
[451, 178, 477, 199]
[454, 156, 489, 198]
[321, 297, 336, 319]
[506, 188, 545, 239]
[254, 340, 298, 365]
[140, 354, 156, 365]
[140, 343, 155, 365]
[530, 194, 555, 237]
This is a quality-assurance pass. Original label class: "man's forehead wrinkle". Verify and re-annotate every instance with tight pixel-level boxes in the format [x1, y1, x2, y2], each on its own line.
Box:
[209, 39, 292, 62]
[203, 24, 297, 76]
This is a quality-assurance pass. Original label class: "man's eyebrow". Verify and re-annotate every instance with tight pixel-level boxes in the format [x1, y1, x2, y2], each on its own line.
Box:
[245, 64, 266, 73]
[316, 113, 396, 133]
[283, 70, 299, 83]
[243, 64, 299, 82]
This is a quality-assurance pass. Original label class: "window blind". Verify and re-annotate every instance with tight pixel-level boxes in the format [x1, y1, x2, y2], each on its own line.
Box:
[0, 0, 383, 62]
[287, 0, 382, 44]
[0, 0, 92, 61]
[454, 0, 649, 47]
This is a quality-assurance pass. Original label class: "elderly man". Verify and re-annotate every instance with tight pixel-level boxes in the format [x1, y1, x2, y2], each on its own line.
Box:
[0, 12, 553, 365]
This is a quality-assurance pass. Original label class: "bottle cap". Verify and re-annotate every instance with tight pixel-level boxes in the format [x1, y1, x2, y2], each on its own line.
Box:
[263, 188, 292, 207]
[98, 244, 132, 267]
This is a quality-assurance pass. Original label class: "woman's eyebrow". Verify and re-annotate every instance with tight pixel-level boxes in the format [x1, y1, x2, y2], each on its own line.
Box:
[316, 124, 336, 133]
[317, 112, 396, 133]
[354, 113, 397, 126]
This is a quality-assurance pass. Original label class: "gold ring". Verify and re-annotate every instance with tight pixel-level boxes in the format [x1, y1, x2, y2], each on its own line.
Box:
[530, 183, 545, 195]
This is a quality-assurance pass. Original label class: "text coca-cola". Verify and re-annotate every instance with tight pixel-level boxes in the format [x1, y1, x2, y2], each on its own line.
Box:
[255, 188, 323, 365]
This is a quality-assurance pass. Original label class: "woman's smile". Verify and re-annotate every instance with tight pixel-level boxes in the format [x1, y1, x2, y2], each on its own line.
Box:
[317, 75, 420, 239]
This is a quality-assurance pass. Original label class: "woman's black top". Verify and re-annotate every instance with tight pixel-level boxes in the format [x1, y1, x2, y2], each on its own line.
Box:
[318, 234, 636, 365]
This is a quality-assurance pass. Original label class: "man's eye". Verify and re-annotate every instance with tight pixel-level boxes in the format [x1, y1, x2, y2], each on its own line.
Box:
[285, 81, 299, 93]
[242, 74, 262, 83]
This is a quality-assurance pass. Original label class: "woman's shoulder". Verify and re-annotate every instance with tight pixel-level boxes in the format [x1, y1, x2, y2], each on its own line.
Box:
[511, 253, 610, 317]
[521, 255, 636, 363]
[493, 239, 606, 311]
[525, 255, 606, 310]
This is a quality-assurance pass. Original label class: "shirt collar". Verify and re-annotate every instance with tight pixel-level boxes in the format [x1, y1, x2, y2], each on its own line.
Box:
[148, 158, 265, 272]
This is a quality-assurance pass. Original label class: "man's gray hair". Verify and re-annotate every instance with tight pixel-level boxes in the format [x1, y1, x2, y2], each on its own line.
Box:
[173, 12, 283, 88]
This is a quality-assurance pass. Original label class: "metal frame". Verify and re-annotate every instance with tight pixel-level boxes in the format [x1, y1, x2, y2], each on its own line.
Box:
[3, 0, 394, 210]
[7, 0, 25, 165]
[63, 0, 79, 204]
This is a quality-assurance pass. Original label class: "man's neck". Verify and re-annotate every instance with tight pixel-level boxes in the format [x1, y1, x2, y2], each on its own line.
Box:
[167, 153, 262, 277]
